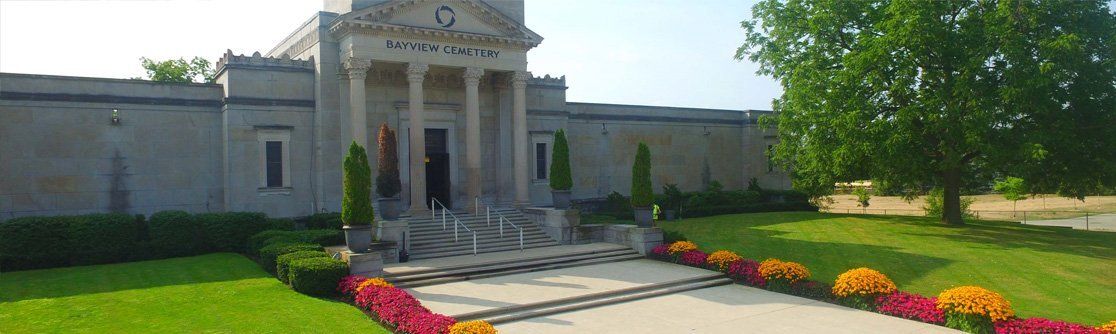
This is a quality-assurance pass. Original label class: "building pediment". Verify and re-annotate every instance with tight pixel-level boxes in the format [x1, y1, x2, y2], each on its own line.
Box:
[330, 0, 542, 50]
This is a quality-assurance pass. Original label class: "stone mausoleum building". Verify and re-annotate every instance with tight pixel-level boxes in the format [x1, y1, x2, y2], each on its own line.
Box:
[0, 0, 789, 219]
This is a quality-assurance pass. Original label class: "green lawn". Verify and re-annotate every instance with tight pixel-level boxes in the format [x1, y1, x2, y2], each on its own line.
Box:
[658, 212, 1116, 325]
[0, 253, 388, 333]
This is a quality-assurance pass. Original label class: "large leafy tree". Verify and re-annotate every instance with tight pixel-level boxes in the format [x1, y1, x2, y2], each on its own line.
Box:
[739, 0, 1116, 225]
[138, 57, 215, 83]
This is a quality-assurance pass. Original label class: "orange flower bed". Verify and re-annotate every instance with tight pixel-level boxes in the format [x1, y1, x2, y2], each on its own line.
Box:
[936, 286, 1015, 322]
[832, 267, 897, 298]
[1098, 320, 1116, 333]
[706, 250, 743, 271]
[758, 258, 810, 284]
[448, 320, 498, 334]
[667, 241, 698, 255]
[355, 277, 394, 292]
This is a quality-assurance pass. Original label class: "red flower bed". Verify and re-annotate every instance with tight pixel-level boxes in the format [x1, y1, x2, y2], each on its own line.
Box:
[679, 250, 708, 267]
[994, 318, 1105, 334]
[726, 259, 765, 287]
[339, 276, 460, 334]
[875, 292, 944, 325]
[338, 275, 366, 298]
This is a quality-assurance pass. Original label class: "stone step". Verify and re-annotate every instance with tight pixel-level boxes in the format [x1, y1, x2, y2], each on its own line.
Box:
[408, 224, 540, 237]
[384, 244, 633, 278]
[458, 274, 733, 324]
[407, 242, 561, 260]
[406, 216, 531, 226]
[408, 238, 558, 254]
[409, 234, 554, 251]
[410, 232, 552, 248]
[393, 251, 643, 289]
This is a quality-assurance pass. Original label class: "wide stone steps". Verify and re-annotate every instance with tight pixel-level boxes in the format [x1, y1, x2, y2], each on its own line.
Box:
[387, 246, 641, 289]
[403, 207, 559, 260]
[456, 274, 733, 324]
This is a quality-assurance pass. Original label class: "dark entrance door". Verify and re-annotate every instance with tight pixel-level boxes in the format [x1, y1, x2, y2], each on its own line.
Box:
[425, 129, 451, 208]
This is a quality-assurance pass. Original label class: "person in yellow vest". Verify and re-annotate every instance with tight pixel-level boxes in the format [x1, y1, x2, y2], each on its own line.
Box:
[653, 203, 662, 221]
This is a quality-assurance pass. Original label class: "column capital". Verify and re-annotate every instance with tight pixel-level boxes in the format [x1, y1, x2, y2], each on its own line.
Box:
[510, 70, 530, 89]
[343, 57, 371, 78]
[463, 67, 485, 85]
[406, 63, 429, 83]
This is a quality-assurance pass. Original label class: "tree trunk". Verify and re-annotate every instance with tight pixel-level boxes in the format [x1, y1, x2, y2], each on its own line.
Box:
[941, 168, 965, 225]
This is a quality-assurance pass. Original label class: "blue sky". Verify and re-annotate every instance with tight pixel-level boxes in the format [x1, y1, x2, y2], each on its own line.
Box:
[0, 0, 779, 111]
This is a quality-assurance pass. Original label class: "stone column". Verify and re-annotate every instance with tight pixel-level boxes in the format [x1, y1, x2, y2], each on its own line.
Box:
[343, 57, 371, 146]
[463, 67, 484, 212]
[406, 63, 429, 214]
[512, 71, 530, 206]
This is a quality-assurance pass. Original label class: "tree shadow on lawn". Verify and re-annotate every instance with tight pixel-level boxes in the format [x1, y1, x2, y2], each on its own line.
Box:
[0, 253, 272, 302]
[891, 218, 1116, 261]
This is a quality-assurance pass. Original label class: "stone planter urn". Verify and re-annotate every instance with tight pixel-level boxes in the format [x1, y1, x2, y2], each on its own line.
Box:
[551, 190, 571, 209]
[343, 225, 373, 253]
[378, 197, 401, 220]
[633, 206, 653, 227]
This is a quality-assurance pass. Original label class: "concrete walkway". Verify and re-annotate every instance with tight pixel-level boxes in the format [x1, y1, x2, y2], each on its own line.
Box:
[396, 245, 960, 333]
[1026, 213, 1116, 232]
[496, 283, 959, 333]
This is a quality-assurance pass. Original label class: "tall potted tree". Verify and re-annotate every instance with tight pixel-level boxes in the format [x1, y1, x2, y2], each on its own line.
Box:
[549, 129, 573, 209]
[631, 143, 654, 226]
[376, 123, 402, 219]
[342, 141, 374, 252]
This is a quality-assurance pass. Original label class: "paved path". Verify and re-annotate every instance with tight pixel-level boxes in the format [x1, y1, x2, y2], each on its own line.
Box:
[1026, 214, 1116, 232]
[496, 283, 958, 333]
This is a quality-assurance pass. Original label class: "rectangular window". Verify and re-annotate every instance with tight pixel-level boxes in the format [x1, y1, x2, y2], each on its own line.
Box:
[265, 141, 283, 187]
[257, 128, 292, 191]
[535, 142, 548, 180]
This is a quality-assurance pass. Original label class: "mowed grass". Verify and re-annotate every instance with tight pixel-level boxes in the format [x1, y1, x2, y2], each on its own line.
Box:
[659, 212, 1116, 325]
[0, 253, 389, 333]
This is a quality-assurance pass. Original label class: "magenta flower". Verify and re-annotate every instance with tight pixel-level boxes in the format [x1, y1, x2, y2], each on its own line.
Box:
[875, 291, 945, 325]
[679, 250, 708, 267]
[726, 259, 765, 287]
[994, 317, 1105, 334]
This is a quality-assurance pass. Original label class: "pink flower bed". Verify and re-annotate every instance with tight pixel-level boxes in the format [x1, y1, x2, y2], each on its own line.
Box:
[650, 244, 670, 259]
[994, 318, 1105, 334]
[679, 250, 708, 267]
[339, 275, 457, 334]
[726, 259, 765, 287]
[875, 292, 944, 325]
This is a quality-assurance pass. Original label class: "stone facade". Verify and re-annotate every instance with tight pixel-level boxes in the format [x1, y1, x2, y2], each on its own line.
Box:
[0, 0, 789, 219]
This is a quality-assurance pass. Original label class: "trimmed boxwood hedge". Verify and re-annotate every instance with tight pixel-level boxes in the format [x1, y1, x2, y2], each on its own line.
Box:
[246, 230, 344, 256]
[258, 242, 323, 274]
[0, 213, 137, 270]
[300, 212, 343, 230]
[277, 250, 330, 283]
[148, 210, 203, 258]
[195, 212, 269, 252]
[680, 202, 818, 218]
[288, 257, 349, 296]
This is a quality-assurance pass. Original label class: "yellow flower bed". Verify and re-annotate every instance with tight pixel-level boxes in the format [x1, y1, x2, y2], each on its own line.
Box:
[1098, 320, 1116, 333]
[706, 250, 743, 271]
[667, 241, 698, 255]
[758, 258, 810, 284]
[832, 267, 897, 297]
[449, 320, 498, 334]
[936, 286, 1015, 322]
[355, 277, 394, 292]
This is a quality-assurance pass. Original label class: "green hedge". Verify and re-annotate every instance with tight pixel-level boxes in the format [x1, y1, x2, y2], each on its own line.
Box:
[0, 213, 137, 270]
[276, 250, 330, 284]
[300, 213, 343, 230]
[196, 212, 269, 252]
[148, 211, 203, 258]
[680, 202, 818, 218]
[258, 242, 323, 274]
[288, 257, 349, 296]
[246, 230, 344, 256]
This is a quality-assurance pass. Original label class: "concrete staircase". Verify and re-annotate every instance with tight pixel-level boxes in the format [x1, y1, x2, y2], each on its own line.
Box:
[386, 244, 643, 288]
[405, 207, 560, 260]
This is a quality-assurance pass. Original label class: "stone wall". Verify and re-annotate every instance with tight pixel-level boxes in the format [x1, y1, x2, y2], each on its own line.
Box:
[0, 73, 225, 218]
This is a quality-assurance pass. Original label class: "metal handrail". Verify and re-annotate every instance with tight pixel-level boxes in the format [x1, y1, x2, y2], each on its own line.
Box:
[431, 197, 477, 255]
[475, 197, 524, 251]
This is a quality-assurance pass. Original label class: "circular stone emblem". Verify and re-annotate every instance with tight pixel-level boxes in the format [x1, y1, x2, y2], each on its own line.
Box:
[434, 5, 456, 28]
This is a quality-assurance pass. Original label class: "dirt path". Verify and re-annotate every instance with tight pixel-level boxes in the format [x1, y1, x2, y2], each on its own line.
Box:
[826, 194, 1116, 221]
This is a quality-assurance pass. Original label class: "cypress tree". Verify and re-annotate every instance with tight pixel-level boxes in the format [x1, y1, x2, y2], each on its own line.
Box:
[630, 143, 653, 207]
[375, 123, 401, 198]
[342, 141, 373, 226]
[549, 129, 572, 191]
